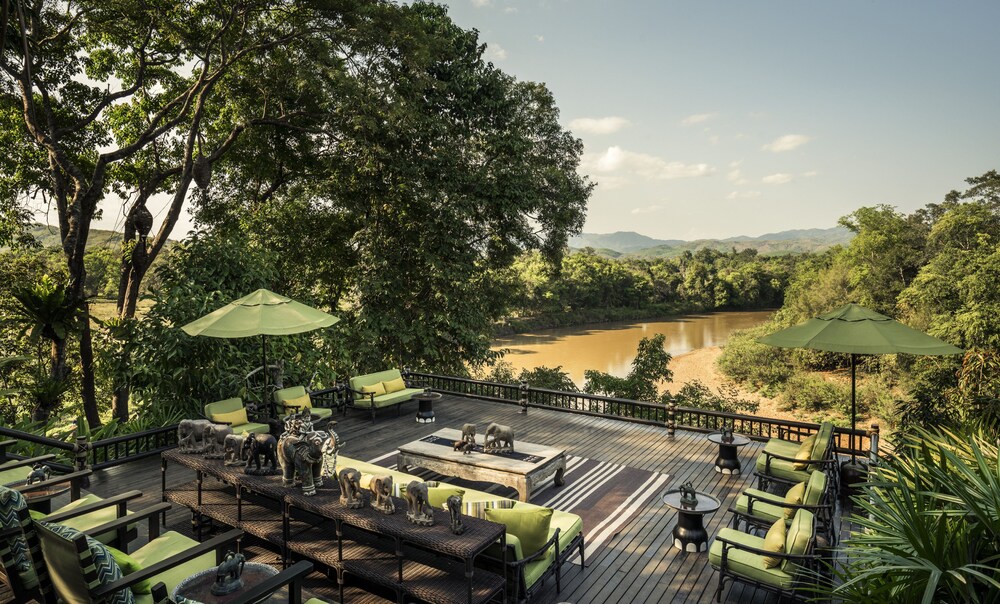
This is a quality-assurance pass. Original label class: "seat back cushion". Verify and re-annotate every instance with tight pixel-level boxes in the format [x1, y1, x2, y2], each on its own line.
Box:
[485, 506, 553, 558]
[360, 382, 386, 397]
[274, 386, 307, 404]
[427, 486, 465, 509]
[283, 393, 313, 412]
[204, 397, 244, 419]
[811, 422, 834, 470]
[761, 518, 786, 568]
[804, 470, 827, 506]
[781, 509, 815, 572]
[382, 377, 407, 394]
[791, 434, 817, 470]
[211, 407, 248, 426]
[350, 370, 402, 398]
[782, 482, 807, 519]
[0, 486, 31, 576]
[36, 521, 134, 604]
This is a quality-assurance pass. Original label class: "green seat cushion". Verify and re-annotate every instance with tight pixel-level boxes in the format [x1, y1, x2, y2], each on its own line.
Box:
[486, 506, 553, 558]
[0, 464, 30, 486]
[513, 502, 582, 554]
[131, 531, 215, 597]
[53, 493, 138, 545]
[305, 599, 333, 604]
[203, 397, 244, 418]
[105, 544, 151, 594]
[353, 388, 421, 408]
[232, 422, 270, 435]
[735, 492, 785, 525]
[781, 509, 814, 572]
[755, 454, 812, 484]
[763, 438, 801, 458]
[349, 370, 404, 400]
[522, 547, 556, 588]
[427, 486, 465, 509]
[307, 406, 333, 419]
[803, 471, 827, 506]
[709, 528, 796, 589]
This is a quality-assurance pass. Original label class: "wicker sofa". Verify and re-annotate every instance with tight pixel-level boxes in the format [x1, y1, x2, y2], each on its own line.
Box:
[346, 369, 424, 424]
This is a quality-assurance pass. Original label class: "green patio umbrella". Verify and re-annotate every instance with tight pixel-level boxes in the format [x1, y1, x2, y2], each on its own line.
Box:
[758, 303, 963, 460]
[181, 289, 340, 408]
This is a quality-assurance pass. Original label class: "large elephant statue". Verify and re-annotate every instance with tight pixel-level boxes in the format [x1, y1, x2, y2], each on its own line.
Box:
[178, 419, 214, 453]
[404, 481, 434, 526]
[277, 429, 335, 496]
[484, 422, 514, 453]
[369, 475, 395, 515]
[242, 433, 278, 475]
[223, 434, 246, 466]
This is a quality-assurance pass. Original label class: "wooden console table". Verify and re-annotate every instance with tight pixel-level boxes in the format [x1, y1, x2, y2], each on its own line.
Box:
[397, 428, 566, 502]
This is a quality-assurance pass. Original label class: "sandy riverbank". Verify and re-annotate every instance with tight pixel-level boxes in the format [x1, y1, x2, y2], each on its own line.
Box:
[665, 346, 805, 423]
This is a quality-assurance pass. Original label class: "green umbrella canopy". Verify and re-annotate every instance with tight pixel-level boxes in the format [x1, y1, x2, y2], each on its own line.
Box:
[181, 289, 339, 338]
[758, 303, 963, 356]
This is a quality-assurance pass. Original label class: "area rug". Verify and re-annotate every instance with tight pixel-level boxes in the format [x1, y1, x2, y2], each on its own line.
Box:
[367, 450, 670, 564]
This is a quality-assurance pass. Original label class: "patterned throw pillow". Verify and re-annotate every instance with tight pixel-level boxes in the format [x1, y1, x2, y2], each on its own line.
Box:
[38, 521, 135, 604]
[0, 485, 31, 574]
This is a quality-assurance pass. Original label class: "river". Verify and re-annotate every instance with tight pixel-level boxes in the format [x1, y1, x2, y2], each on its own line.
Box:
[491, 310, 773, 387]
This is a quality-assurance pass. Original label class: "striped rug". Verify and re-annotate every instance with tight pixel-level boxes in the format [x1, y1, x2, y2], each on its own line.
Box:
[367, 451, 671, 564]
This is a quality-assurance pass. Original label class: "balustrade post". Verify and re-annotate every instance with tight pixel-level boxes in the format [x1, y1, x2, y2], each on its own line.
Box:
[868, 423, 880, 465]
[518, 381, 529, 414]
[667, 399, 677, 438]
[74, 416, 92, 492]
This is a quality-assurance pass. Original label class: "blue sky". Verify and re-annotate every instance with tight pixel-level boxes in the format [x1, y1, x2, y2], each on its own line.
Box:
[440, 0, 1000, 240]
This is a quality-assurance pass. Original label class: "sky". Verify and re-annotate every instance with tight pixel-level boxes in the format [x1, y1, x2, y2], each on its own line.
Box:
[437, 0, 1000, 240]
[83, 0, 1000, 242]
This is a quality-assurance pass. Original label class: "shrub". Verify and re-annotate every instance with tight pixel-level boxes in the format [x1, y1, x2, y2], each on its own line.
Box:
[673, 379, 759, 415]
[717, 325, 792, 393]
[778, 373, 850, 413]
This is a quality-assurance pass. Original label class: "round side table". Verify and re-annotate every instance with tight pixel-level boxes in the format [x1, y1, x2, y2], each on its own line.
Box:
[412, 391, 442, 423]
[662, 489, 722, 552]
[173, 562, 279, 603]
[706, 432, 751, 475]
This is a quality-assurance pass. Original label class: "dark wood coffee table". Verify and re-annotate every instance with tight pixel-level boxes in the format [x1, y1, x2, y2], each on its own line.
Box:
[173, 562, 280, 603]
[412, 391, 442, 423]
[662, 489, 722, 552]
[707, 432, 751, 475]
[20, 483, 70, 514]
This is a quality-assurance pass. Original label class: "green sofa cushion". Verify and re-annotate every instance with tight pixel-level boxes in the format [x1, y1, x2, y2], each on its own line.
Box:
[130, 531, 215, 598]
[105, 544, 151, 594]
[763, 438, 800, 458]
[486, 506, 553, 557]
[781, 509, 814, 572]
[427, 486, 465, 509]
[522, 547, 556, 588]
[810, 422, 834, 470]
[352, 388, 421, 409]
[51, 493, 137, 545]
[350, 370, 404, 399]
[803, 471, 827, 506]
[735, 492, 785, 526]
[709, 528, 796, 589]
[339, 456, 423, 496]
[755, 454, 812, 484]
[203, 397, 244, 417]
[0, 464, 30, 487]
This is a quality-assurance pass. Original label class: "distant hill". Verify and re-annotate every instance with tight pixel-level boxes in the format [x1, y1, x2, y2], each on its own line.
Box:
[570, 226, 852, 258]
[29, 224, 129, 249]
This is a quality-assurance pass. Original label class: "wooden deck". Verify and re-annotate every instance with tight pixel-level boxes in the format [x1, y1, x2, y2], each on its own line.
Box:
[22, 395, 797, 603]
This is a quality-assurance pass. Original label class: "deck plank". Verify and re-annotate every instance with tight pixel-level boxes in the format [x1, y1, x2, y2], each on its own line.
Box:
[17, 395, 802, 604]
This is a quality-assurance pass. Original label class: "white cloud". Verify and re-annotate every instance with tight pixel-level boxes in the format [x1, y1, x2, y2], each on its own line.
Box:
[726, 190, 762, 200]
[727, 169, 749, 185]
[472, 0, 492, 7]
[762, 134, 810, 152]
[582, 146, 715, 181]
[485, 43, 507, 61]
[681, 112, 717, 126]
[569, 116, 631, 135]
[535, 35, 544, 43]
[631, 205, 663, 215]
[504, 6, 518, 13]
[762, 173, 793, 184]
[802, 170, 819, 177]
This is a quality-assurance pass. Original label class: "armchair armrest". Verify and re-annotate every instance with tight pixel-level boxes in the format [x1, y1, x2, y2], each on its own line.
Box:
[91, 529, 244, 599]
[229, 560, 314, 604]
[0, 439, 16, 460]
[44, 490, 142, 524]
[761, 450, 837, 470]
[345, 386, 376, 405]
[716, 534, 820, 563]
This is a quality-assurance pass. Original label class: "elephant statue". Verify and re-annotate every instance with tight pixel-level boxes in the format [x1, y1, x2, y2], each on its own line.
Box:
[203, 423, 232, 459]
[212, 550, 246, 596]
[178, 419, 214, 453]
[339, 468, 364, 509]
[278, 429, 335, 496]
[242, 433, 279, 475]
[447, 494, 465, 535]
[484, 422, 514, 453]
[223, 434, 246, 466]
[404, 481, 434, 526]
[26, 463, 51, 485]
[369, 475, 395, 515]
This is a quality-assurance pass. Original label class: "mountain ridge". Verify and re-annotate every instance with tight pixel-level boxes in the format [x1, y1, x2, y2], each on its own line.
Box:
[570, 226, 852, 257]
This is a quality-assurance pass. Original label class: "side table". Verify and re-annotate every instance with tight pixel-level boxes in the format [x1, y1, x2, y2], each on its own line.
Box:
[706, 432, 751, 475]
[173, 562, 280, 603]
[412, 391, 442, 423]
[20, 484, 70, 514]
[662, 489, 721, 552]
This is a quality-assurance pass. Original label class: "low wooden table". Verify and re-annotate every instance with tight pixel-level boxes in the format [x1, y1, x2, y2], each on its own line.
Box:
[396, 428, 566, 502]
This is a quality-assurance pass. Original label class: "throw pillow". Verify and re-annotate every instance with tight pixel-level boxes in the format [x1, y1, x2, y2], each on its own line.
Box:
[382, 377, 406, 393]
[791, 434, 817, 470]
[427, 486, 465, 509]
[0, 485, 31, 574]
[38, 521, 135, 604]
[104, 545, 151, 594]
[485, 506, 553, 557]
[284, 393, 312, 412]
[760, 518, 786, 569]
[361, 382, 386, 397]
[783, 482, 807, 519]
[211, 408, 248, 426]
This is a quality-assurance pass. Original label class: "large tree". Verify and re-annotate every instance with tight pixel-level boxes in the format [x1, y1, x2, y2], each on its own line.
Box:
[0, 0, 373, 423]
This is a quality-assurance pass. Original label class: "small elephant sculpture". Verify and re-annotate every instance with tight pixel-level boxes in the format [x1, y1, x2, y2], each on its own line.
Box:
[404, 481, 434, 526]
[452, 440, 473, 454]
[203, 423, 232, 459]
[178, 419, 213, 453]
[369, 475, 395, 515]
[212, 550, 246, 596]
[461, 423, 476, 446]
[242, 433, 279, 475]
[483, 422, 514, 453]
[447, 494, 465, 535]
[223, 434, 246, 466]
[338, 468, 364, 509]
[26, 463, 51, 485]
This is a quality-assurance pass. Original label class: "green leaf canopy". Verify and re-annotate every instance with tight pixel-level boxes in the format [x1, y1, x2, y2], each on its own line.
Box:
[181, 289, 339, 338]
[758, 303, 963, 356]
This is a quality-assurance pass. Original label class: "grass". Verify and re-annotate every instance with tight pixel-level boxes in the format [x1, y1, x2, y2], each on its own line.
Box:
[88, 298, 153, 322]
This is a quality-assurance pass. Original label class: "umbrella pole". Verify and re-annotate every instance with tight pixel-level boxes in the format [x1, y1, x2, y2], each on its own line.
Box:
[850, 353, 857, 464]
[261, 335, 268, 416]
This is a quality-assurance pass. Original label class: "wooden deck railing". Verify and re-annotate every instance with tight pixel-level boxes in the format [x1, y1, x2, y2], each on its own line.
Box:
[407, 371, 876, 458]
[0, 423, 177, 473]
